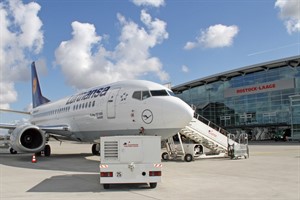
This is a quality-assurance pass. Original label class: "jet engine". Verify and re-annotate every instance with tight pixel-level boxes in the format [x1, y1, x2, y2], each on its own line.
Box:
[9, 124, 46, 153]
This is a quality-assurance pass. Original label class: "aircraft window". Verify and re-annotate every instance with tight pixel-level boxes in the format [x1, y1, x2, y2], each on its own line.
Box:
[142, 91, 151, 100]
[92, 101, 95, 107]
[150, 90, 169, 96]
[85, 102, 88, 108]
[168, 90, 175, 96]
[89, 102, 91, 108]
[132, 91, 142, 100]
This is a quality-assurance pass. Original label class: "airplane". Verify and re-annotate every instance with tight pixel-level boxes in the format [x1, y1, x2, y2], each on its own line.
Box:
[0, 62, 194, 156]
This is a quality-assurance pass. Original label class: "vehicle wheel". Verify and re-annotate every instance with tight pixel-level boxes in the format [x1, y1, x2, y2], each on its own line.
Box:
[9, 148, 17, 154]
[44, 145, 51, 157]
[103, 184, 110, 189]
[184, 154, 193, 162]
[230, 154, 235, 159]
[229, 148, 235, 159]
[92, 144, 100, 155]
[149, 182, 157, 188]
[161, 152, 169, 160]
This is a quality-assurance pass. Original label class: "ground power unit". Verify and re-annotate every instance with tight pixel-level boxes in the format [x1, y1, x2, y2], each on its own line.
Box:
[99, 136, 162, 189]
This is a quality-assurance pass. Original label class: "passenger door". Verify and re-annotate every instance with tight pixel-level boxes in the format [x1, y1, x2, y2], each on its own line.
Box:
[107, 88, 120, 119]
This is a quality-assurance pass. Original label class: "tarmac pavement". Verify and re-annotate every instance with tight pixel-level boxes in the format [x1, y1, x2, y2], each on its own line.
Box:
[0, 141, 299, 200]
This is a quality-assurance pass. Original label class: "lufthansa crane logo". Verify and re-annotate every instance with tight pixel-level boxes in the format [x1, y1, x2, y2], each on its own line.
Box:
[32, 78, 37, 94]
[142, 109, 153, 124]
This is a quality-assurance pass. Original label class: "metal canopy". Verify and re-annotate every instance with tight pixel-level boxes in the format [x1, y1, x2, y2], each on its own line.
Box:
[172, 55, 300, 93]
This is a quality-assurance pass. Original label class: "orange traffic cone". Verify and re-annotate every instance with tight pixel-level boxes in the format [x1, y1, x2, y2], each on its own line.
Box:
[32, 154, 37, 163]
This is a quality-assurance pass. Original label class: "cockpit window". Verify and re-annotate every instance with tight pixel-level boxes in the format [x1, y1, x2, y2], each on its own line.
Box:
[142, 91, 151, 100]
[167, 90, 175, 96]
[132, 90, 151, 100]
[133, 89, 170, 100]
[150, 90, 169, 96]
[132, 91, 142, 100]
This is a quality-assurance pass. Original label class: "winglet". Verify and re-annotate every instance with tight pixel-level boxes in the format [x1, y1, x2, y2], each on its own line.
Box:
[31, 62, 50, 108]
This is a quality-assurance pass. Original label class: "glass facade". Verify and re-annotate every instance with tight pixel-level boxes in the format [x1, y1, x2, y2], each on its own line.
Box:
[290, 95, 300, 140]
[174, 57, 300, 140]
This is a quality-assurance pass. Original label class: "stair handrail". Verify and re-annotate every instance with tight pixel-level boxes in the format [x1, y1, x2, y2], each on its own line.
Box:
[184, 125, 228, 151]
[194, 113, 232, 138]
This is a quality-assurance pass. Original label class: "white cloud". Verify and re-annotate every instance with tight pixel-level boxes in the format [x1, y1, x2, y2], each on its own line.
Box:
[25, 103, 33, 112]
[55, 9, 169, 89]
[181, 65, 189, 73]
[184, 42, 197, 50]
[131, 0, 165, 7]
[184, 24, 239, 50]
[0, 0, 43, 109]
[0, 82, 17, 109]
[275, 0, 300, 34]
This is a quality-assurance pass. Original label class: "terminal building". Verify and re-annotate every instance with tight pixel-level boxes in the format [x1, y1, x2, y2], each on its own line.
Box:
[172, 55, 300, 140]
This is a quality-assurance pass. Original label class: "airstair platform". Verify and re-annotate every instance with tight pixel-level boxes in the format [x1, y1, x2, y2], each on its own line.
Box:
[162, 114, 249, 161]
[180, 114, 231, 153]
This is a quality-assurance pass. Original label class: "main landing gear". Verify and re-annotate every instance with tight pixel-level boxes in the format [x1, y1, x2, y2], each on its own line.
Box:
[9, 144, 51, 156]
[35, 144, 51, 157]
[92, 143, 100, 155]
[43, 144, 51, 156]
[9, 148, 17, 154]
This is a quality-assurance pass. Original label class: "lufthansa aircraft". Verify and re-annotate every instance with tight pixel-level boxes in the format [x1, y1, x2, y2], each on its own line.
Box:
[0, 62, 194, 156]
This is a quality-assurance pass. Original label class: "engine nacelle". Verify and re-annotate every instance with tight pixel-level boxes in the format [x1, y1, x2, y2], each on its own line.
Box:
[10, 124, 46, 153]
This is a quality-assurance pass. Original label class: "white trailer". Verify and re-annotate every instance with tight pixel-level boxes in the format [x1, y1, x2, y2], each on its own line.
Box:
[99, 136, 162, 189]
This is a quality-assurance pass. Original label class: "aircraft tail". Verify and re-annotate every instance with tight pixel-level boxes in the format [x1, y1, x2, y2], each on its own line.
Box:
[31, 62, 50, 108]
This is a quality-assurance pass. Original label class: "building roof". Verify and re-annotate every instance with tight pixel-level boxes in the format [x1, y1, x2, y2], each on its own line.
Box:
[172, 55, 300, 93]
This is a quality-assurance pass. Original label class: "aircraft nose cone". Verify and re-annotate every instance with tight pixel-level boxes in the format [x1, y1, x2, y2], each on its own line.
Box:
[163, 97, 194, 129]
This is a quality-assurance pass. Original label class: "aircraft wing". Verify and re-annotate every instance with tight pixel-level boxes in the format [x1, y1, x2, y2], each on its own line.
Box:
[0, 123, 17, 130]
[0, 108, 30, 130]
[0, 123, 70, 133]
[0, 109, 69, 133]
[0, 108, 30, 115]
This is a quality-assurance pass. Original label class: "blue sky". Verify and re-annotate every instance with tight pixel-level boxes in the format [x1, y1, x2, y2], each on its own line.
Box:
[0, 0, 300, 125]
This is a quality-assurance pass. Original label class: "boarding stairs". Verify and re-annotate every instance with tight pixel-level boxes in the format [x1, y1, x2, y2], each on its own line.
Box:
[180, 114, 232, 154]
[163, 114, 248, 161]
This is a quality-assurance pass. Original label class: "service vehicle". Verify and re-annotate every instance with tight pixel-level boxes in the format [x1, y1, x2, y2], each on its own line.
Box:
[99, 136, 162, 189]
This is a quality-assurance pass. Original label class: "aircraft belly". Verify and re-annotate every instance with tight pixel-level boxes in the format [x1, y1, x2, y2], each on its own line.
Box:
[71, 127, 180, 142]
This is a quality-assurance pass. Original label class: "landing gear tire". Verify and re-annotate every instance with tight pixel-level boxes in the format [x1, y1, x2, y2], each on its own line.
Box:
[103, 184, 110, 189]
[149, 182, 157, 188]
[161, 152, 169, 160]
[9, 148, 17, 154]
[184, 154, 193, 162]
[92, 144, 100, 155]
[44, 144, 51, 157]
